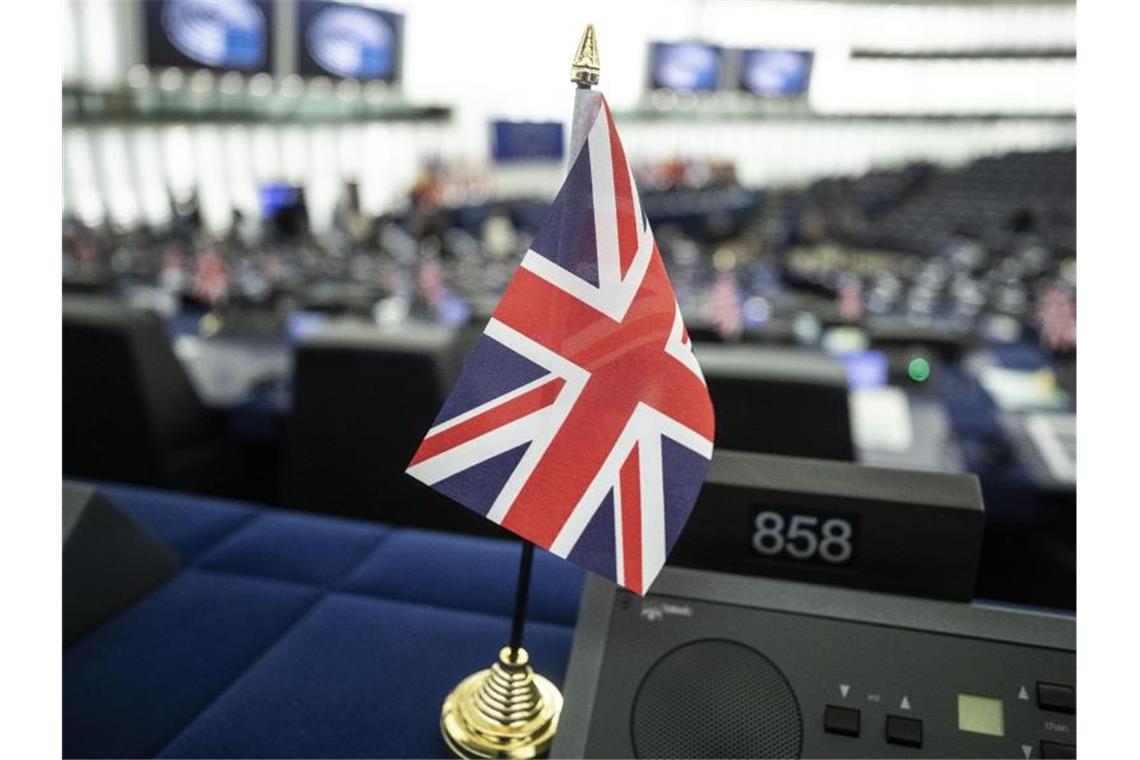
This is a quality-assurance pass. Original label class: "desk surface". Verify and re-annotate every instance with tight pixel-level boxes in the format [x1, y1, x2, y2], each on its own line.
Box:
[173, 335, 293, 409]
[63, 484, 584, 759]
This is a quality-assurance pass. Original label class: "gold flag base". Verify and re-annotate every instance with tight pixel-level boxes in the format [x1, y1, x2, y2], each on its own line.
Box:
[441, 646, 563, 759]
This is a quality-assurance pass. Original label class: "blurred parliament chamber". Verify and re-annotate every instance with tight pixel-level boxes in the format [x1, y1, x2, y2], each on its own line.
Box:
[62, 1, 1076, 758]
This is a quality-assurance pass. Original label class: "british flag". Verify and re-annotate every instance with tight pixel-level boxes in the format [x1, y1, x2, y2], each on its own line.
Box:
[407, 96, 714, 594]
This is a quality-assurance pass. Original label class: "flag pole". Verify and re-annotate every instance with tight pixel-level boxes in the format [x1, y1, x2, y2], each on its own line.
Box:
[439, 25, 600, 759]
[568, 23, 601, 159]
[504, 22, 601, 668]
[507, 541, 534, 660]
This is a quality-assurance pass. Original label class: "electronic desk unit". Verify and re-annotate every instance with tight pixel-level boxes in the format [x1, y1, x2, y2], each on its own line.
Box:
[554, 568, 1075, 759]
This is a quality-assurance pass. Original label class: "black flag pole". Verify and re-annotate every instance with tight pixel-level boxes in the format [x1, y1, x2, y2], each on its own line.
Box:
[507, 541, 535, 661]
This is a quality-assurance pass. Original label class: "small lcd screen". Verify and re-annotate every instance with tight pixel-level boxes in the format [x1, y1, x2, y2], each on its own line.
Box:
[650, 42, 722, 92]
[958, 694, 1005, 737]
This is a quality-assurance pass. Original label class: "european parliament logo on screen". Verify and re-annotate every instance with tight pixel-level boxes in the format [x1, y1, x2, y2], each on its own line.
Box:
[297, 0, 403, 82]
[146, 0, 273, 72]
[740, 50, 814, 97]
[650, 42, 722, 92]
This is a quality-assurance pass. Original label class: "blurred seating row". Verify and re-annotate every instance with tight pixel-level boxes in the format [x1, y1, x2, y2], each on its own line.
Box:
[63, 298, 234, 494]
[805, 149, 1076, 257]
[62, 296, 854, 530]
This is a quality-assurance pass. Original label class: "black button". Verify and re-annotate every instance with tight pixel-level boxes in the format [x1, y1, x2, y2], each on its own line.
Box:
[1037, 682, 1076, 714]
[885, 715, 923, 748]
[824, 705, 860, 737]
[1041, 740, 1077, 758]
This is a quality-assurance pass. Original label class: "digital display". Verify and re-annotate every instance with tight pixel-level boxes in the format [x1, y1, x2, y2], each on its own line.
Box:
[286, 311, 328, 344]
[491, 121, 565, 163]
[297, 0, 403, 82]
[649, 42, 722, 92]
[958, 694, 1005, 737]
[739, 49, 813, 97]
[842, 350, 889, 390]
[258, 184, 301, 219]
[749, 507, 859, 567]
[144, 0, 274, 73]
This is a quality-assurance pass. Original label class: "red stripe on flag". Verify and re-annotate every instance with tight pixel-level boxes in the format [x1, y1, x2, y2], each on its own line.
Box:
[605, 105, 639, 279]
[619, 444, 643, 594]
[409, 377, 565, 467]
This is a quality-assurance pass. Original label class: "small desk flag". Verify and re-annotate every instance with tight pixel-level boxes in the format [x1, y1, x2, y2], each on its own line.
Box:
[407, 96, 715, 594]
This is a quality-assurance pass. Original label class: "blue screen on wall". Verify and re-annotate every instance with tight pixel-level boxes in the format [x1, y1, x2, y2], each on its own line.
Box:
[296, 0, 403, 82]
[144, 0, 274, 73]
[491, 121, 565, 163]
[649, 42, 723, 92]
[740, 49, 814, 97]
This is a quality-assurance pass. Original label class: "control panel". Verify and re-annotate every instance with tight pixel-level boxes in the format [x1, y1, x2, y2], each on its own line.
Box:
[555, 568, 1075, 759]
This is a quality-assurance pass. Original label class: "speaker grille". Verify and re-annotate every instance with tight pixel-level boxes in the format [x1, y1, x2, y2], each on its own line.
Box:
[631, 639, 802, 759]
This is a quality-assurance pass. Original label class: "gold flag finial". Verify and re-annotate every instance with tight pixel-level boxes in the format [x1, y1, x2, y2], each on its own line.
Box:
[570, 24, 600, 87]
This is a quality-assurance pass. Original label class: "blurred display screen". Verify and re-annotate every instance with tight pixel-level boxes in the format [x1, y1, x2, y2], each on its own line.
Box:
[286, 311, 328, 344]
[740, 49, 814, 97]
[491, 121, 565, 163]
[296, 0, 403, 81]
[842, 350, 889, 390]
[649, 42, 722, 92]
[258, 184, 301, 219]
[144, 0, 274, 73]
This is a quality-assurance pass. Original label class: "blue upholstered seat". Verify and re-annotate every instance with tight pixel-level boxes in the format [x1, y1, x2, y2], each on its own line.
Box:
[64, 484, 585, 759]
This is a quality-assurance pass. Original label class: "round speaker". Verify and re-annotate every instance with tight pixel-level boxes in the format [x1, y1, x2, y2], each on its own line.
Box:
[631, 639, 802, 759]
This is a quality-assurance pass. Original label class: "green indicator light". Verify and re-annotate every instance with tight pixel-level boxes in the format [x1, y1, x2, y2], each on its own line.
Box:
[908, 357, 931, 383]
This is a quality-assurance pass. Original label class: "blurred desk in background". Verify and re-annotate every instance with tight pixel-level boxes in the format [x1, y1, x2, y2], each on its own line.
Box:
[852, 386, 966, 473]
[173, 335, 293, 411]
[1001, 411, 1076, 491]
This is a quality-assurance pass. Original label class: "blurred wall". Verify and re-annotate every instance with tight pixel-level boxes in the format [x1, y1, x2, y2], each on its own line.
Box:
[62, 0, 1076, 233]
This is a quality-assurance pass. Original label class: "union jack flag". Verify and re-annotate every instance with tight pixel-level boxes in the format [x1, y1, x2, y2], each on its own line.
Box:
[406, 96, 714, 594]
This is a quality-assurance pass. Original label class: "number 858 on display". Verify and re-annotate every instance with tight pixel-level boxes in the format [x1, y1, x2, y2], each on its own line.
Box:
[751, 510, 856, 565]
